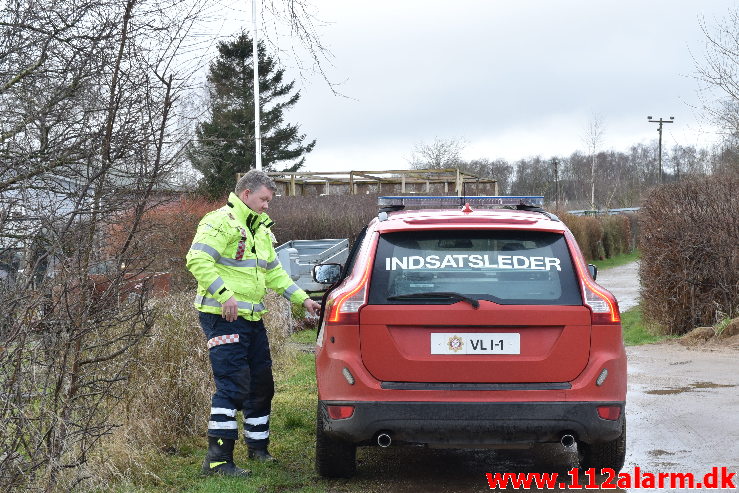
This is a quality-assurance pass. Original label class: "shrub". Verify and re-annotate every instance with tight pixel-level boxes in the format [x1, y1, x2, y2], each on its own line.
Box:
[601, 215, 631, 258]
[639, 175, 739, 335]
[268, 194, 378, 247]
[106, 195, 221, 290]
[559, 213, 602, 260]
[558, 211, 634, 261]
[624, 212, 640, 251]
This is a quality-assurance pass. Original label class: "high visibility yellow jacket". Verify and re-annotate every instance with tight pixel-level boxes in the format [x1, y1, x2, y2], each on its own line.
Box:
[186, 192, 308, 320]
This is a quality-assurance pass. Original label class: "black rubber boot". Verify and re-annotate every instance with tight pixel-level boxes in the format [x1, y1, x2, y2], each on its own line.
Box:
[201, 437, 251, 477]
[248, 448, 277, 463]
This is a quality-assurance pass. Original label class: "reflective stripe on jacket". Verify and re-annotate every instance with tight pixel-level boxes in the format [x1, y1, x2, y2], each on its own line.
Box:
[186, 192, 308, 320]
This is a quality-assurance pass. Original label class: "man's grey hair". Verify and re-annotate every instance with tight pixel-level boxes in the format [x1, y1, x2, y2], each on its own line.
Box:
[235, 169, 278, 196]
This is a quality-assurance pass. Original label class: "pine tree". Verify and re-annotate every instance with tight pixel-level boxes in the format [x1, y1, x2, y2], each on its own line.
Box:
[189, 32, 315, 199]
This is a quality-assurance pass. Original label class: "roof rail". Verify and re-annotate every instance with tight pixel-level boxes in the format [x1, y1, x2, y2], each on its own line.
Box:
[378, 195, 543, 212]
[377, 196, 558, 221]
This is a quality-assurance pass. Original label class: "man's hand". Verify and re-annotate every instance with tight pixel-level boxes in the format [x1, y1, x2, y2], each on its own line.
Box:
[222, 296, 239, 322]
[303, 298, 321, 317]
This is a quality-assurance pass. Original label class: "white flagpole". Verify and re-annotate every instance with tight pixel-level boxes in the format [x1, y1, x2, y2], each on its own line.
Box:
[252, 0, 262, 171]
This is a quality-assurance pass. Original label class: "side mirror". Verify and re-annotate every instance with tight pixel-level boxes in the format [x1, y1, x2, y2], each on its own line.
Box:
[313, 263, 342, 285]
[587, 264, 598, 280]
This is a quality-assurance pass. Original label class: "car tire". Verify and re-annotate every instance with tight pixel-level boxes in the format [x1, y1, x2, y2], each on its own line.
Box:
[315, 404, 356, 478]
[579, 417, 626, 473]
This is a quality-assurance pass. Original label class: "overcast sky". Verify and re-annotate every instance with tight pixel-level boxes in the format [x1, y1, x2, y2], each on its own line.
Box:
[215, 0, 737, 172]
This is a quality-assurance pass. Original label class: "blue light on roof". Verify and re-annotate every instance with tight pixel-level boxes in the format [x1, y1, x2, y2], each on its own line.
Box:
[378, 196, 544, 208]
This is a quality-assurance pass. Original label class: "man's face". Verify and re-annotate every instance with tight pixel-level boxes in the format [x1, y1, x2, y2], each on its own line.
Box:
[240, 185, 273, 214]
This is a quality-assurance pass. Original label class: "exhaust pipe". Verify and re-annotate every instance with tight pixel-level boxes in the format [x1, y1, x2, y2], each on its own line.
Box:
[561, 434, 576, 448]
[377, 433, 392, 448]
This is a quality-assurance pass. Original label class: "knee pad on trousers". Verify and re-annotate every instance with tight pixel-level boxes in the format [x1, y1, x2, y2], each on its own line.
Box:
[230, 365, 252, 405]
[250, 367, 275, 407]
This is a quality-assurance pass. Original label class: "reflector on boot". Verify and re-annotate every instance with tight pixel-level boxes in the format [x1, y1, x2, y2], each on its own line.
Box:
[201, 436, 251, 477]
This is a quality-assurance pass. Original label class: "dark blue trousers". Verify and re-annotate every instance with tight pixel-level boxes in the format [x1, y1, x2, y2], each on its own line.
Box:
[199, 312, 274, 450]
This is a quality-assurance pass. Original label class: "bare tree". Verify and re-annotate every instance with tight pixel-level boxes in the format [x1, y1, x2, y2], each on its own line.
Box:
[409, 137, 466, 170]
[260, 0, 338, 91]
[467, 158, 514, 194]
[509, 156, 552, 198]
[695, 8, 739, 175]
[0, 0, 208, 490]
[670, 144, 711, 179]
[583, 114, 606, 209]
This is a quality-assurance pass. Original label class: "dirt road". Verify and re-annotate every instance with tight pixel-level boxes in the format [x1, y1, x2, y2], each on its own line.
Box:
[342, 343, 738, 492]
[330, 263, 739, 492]
[595, 260, 640, 311]
[626, 343, 739, 490]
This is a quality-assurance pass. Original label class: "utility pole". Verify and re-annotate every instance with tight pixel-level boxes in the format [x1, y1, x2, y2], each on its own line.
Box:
[647, 116, 674, 184]
[252, 0, 262, 171]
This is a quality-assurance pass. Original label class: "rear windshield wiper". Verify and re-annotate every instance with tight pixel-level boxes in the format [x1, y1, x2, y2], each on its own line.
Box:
[387, 292, 480, 309]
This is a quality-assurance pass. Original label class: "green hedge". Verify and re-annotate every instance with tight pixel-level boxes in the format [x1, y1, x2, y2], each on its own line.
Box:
[558, 212, 635, 261]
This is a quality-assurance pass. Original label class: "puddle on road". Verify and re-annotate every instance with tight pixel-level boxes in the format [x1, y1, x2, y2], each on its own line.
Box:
[648, 449, 674, 457]
[645, 381, 736, 395]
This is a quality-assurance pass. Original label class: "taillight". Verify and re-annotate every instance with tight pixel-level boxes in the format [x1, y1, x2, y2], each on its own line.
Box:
[582, 278, 620, 324]
[326, 236, 375, 324]
[565, 231, 620, 325]
[326, 281, 366, 324]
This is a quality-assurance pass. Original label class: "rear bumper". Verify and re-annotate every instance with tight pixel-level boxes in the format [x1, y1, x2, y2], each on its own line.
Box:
[319, 400, 624, 447]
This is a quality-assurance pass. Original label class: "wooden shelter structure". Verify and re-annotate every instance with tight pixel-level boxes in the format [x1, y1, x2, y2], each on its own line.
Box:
[237, 168, 498, 197]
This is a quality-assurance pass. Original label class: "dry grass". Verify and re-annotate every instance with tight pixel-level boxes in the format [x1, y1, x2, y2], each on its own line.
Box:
[261, 291, 303, 373]
[86, 293, 210, 486]
[87, 291, 306, 488]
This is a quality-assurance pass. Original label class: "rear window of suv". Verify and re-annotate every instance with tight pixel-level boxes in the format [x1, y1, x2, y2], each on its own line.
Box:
[368, 230, 581, 306]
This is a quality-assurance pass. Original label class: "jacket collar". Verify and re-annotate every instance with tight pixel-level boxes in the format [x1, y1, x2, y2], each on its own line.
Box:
[227, 192, 270, 227]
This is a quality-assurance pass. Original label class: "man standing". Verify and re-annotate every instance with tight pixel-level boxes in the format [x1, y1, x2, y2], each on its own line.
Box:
[186, 170, 320, 477]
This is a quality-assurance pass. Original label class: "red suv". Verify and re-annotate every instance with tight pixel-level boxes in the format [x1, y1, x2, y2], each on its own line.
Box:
[313, 196, 626, 478]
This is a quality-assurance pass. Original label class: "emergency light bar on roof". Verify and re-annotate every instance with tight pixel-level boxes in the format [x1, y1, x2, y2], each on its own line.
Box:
[377, 196, 545, 211]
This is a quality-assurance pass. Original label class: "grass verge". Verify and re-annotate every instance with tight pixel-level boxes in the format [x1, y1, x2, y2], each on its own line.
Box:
[591, 249, 640, 270]
[621, 304, 665, 346]
[106, 347, 323, 493]
[290, 328, 318, 345]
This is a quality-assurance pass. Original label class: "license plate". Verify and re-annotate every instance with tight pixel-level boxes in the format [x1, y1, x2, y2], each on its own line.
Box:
[430, 332, 520, 355]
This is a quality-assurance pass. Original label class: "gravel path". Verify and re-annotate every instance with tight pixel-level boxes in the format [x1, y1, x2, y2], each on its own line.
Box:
[595, 260, 640, 311]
